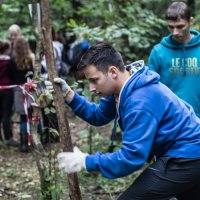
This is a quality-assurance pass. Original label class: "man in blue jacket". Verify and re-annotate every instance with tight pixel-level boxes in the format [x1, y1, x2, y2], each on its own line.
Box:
[53, 42, 200, 199]
[148, 1, 200, 118]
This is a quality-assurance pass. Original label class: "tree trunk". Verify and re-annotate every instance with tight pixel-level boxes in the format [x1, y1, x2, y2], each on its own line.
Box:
[39, 0, 82, 199]
[30, 1, 52, 199]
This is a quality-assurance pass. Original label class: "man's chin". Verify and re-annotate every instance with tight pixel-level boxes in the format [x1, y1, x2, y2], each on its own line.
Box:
[97, 93, 106, 98]
[98, 93, 105, 97]
[95, 92, 110, 98]
[173, 37, 183, 43]
[100, 94, 111, 98]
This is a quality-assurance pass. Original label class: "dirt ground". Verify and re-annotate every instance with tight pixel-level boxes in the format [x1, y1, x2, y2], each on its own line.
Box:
[0, 110, 126, 200]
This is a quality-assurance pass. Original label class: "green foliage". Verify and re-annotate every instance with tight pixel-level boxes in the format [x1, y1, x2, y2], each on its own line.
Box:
[193, 2, 200, 32]
[0, 0, 165, 62]
[49, 128, 59, 137]
[25, 71, 34, 77]
[0, 0, 34, 39]
[66, 0, 166, 62]
[40, 151, 64, 200]
[2, 0, 200, 63]
[78, 129, 110, 153]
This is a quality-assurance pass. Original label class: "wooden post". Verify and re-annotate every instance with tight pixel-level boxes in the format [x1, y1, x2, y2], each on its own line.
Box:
[30, 1, 53, 199]
[39, 0, 82, 199]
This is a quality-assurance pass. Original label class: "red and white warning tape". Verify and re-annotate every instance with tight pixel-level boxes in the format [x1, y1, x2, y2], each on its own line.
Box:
[0, 79, 37, 145]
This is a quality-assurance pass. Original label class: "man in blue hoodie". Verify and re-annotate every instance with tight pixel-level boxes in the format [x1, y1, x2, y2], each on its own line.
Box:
[53, 42, 200, 199]
[148, 1, 200, 118]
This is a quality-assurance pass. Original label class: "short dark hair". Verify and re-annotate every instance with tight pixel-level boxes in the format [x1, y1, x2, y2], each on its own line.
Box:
[77, 42, 125, 74]
[165, 2, 191, 21]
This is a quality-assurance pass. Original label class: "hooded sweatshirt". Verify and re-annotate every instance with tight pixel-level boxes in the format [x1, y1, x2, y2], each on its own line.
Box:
[68, 61, 200, 179]
[148, 29, 200, 117]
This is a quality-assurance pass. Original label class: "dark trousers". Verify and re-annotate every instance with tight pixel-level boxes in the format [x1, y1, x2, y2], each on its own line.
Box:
[0, 89, 14, 140]
[118, 157, 200, 200]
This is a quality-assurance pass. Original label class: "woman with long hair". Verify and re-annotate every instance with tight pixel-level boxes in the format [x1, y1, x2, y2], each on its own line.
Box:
[8, 36, 34, 152]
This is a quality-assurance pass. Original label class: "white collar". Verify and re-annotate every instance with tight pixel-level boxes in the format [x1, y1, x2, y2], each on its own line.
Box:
[0, 55, 10, 60]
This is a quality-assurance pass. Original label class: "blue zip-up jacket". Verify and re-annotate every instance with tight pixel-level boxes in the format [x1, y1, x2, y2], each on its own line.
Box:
[68, 63, 200, 179]
[148, 29, 200, 117]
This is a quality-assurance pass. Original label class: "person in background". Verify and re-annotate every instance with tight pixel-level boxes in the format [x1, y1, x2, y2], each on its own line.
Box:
[67, 35, 89, 80]
[46, 42, 200, 199]
[41, 26, 70, 81]
[148, 1, 200, 117]
[0, 39, 18, 146]
[7, 24, 22, 56]
[52, 26, 70, 81]
[8, 36, 34, 152]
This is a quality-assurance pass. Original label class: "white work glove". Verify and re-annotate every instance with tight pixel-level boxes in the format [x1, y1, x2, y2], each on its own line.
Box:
[57, 146, 88, 174]
[54, 77, 71, 97]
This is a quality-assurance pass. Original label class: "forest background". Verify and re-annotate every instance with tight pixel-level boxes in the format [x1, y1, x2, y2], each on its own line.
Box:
[0, 0, 200, 199]
[1, 0, 200, 63]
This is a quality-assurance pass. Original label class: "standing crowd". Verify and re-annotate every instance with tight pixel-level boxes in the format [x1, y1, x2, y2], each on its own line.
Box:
[0, 23, 89, 152]
[0, 24, 35, 151]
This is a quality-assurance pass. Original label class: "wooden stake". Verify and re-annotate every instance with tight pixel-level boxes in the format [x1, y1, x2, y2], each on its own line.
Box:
[39, 0, 82, 199]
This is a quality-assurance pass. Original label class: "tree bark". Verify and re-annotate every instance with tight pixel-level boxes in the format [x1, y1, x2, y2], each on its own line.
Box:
[30, 1, 53, 199]
[40, 0, 82, 199]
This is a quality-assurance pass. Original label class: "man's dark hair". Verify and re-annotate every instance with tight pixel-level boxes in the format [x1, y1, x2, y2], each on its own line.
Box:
[165, 2, 191, 21]
[77, 42, 125, 74]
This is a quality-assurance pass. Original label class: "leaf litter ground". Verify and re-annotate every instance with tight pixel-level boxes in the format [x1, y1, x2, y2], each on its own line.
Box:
[0, 111, 141, 200]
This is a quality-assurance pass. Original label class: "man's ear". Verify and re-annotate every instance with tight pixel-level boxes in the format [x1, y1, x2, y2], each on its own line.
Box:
[190, 17, 194, 25]
[108, 66, 118, 79]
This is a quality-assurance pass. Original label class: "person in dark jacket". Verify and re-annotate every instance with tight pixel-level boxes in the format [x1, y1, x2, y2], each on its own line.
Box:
[0, 39, 18, 146]
[48, 42, 200, 199]
[148, 2, 200, 118]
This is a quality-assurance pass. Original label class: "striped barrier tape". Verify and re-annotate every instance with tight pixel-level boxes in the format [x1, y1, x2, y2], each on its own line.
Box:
[0, 79, 37, 145]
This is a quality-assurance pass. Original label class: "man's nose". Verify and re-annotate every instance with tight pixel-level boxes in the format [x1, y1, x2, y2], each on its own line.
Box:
[172, 28, 179, 36]
[89, 83, 96, 92]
